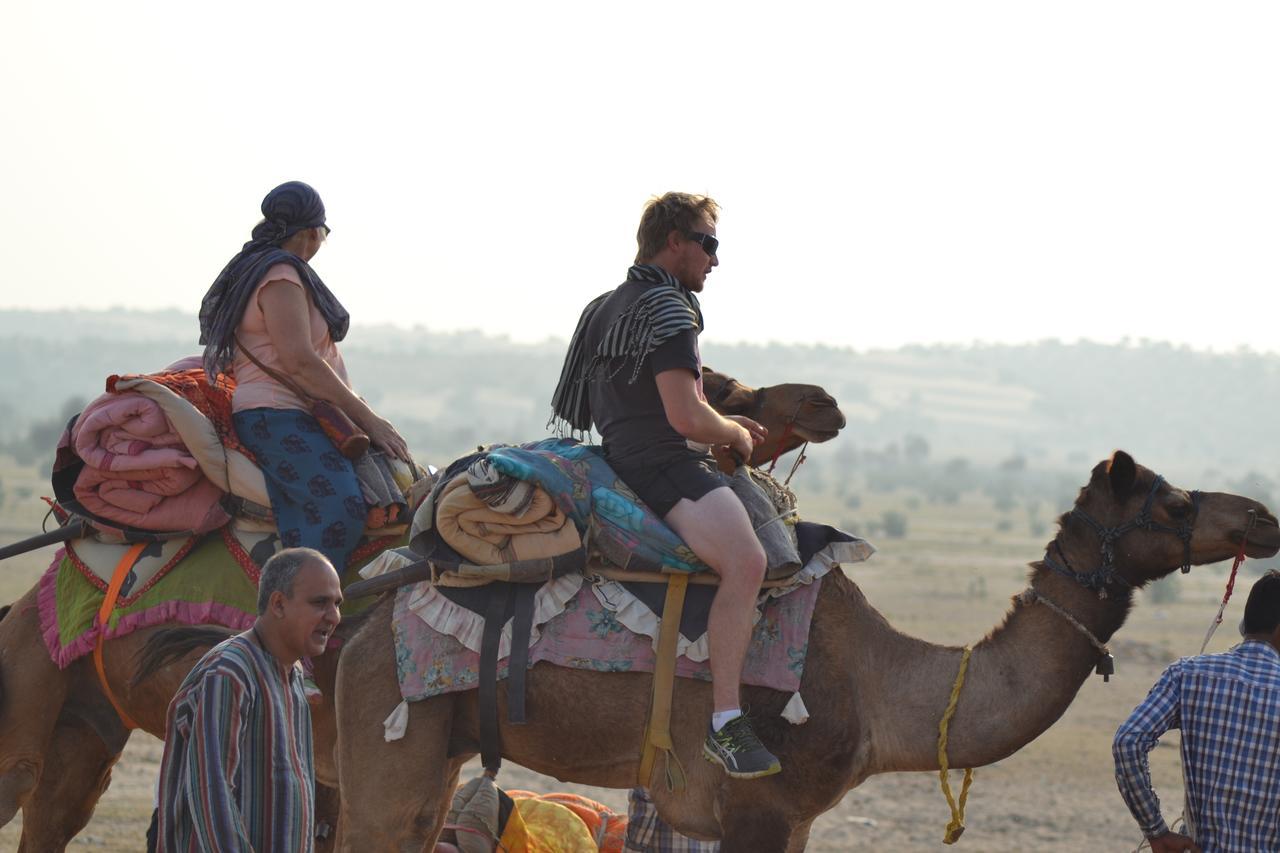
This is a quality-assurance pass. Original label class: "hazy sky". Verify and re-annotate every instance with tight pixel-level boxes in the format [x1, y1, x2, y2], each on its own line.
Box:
[2, 2, 1276, 351]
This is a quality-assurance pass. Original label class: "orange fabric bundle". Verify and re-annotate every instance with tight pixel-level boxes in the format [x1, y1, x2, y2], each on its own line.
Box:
[107, 368, 254, 461]
[435, 476, 581, 565]
[507, 792, 627, 853]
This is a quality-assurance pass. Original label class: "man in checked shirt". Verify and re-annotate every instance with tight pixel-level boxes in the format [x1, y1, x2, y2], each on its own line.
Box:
[1114, 571, 1280, 853]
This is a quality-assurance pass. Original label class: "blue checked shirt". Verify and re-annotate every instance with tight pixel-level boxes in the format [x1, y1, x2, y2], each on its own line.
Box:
[1113, 640, 1280, 852]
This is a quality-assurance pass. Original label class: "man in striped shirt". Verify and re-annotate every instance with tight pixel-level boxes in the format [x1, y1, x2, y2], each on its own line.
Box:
[157, 547, 342, 852]
[1113, 570, 1280, 853]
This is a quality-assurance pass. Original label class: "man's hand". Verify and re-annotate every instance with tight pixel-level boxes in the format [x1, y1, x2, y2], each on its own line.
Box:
[726, 423, 755, 465]
[726, 415, 768, 446]
[1148, 830, 1200, 853]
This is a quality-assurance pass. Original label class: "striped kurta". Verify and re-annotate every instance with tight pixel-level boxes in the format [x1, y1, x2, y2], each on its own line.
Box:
[157, 633, 314, 853]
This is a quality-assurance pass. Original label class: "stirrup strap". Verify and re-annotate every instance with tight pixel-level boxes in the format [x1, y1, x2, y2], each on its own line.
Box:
[638, 572, 690, 792]
[478, 583, 511, 773]
[93, 542, 146, 730]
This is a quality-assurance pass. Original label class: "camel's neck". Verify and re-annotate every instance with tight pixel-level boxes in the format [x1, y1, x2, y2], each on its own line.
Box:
[851, 552, 1132, 775]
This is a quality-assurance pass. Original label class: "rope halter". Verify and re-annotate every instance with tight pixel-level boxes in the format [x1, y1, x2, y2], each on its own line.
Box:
[1030, 472, 1203, 680]
[1042, 474, 1202, 599]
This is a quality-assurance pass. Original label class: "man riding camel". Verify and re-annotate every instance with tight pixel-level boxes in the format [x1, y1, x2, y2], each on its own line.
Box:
[551, 192, 779, 779]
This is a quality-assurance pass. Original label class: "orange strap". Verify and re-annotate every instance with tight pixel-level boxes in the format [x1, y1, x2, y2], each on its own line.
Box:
[93, 542, 147, 730]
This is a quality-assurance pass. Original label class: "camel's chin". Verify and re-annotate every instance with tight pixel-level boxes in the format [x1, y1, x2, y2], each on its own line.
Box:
[1243, 541, 1280, 559]
[795, 427, 842, 443]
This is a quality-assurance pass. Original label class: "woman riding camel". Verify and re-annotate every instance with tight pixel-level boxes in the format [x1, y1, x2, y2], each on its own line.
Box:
[198, 181, 410, 572]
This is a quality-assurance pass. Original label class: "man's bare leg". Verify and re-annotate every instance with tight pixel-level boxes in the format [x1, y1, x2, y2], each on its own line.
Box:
[665, 486, 778, 777]
[664, 486, 765, 710]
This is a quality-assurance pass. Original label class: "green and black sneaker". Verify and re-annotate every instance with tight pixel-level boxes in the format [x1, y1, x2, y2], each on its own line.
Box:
[702, 716, 782, 779]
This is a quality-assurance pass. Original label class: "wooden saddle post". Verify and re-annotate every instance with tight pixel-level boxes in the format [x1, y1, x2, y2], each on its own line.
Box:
[637, 570, 691, 793]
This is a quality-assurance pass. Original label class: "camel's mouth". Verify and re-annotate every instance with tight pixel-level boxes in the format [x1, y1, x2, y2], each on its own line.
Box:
[1237, 514, 1280, 558]
[791, 401, 846, 444]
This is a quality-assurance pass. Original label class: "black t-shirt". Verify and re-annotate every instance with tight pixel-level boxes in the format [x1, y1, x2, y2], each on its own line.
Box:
[585, 282, 702, 470]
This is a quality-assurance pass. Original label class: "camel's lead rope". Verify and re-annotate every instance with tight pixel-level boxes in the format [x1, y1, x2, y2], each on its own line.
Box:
[1198, 508, 1257, 655]
[937, 645, 975, 844]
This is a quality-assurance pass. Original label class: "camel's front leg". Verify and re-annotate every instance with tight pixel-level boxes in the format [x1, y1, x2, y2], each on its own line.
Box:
[334, 694, 466, 850]
[717, 797, 795, 853]
[333, 606, 465, 851]
[784, 816, 815, 853]
[0, 590, 71, 827]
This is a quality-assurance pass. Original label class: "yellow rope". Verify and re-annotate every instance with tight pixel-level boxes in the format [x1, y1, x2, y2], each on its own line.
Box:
[937, 645, 975, 844]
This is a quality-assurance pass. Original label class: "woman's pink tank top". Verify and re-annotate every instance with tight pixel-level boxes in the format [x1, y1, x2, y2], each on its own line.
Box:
[230, 263, 351, 413]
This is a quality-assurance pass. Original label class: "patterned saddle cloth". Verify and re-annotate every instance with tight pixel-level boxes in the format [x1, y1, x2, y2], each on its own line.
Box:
[39, 521, 400, 669]
[377, 529, 870, 742]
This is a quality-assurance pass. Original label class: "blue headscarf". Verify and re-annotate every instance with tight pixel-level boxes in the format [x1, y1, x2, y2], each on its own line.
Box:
[198, 181, 350, 382]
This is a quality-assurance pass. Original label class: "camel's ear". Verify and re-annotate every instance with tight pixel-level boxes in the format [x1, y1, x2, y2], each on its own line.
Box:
[702, 367, 756, 415]
[1107, 450, 1137, 497]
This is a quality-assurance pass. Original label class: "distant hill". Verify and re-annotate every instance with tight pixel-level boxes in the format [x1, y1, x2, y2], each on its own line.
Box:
[2, 309, 1278, 497]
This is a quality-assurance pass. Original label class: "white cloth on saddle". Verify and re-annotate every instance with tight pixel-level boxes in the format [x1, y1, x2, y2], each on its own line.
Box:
[63, 520, 287, 589]
[362, 534, 873, 667]
[590, 535, 872, 663]
[66, 534, 196, 592]
[360, 548, 583, 659]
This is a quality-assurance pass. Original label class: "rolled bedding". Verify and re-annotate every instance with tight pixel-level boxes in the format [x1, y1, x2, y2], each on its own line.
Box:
[435, 474, 581, 565]
[70, 390, 230, 533]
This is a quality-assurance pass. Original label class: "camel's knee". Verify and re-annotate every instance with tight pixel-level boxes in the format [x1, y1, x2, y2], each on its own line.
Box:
[0, 758, 41, 827]
[719, 806, 792, 853]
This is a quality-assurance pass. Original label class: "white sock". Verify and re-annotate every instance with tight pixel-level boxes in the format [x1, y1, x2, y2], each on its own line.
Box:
[712, 709, 743, 732]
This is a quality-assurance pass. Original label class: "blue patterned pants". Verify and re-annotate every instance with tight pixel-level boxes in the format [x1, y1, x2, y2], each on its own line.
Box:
[233, 407, 365, 572]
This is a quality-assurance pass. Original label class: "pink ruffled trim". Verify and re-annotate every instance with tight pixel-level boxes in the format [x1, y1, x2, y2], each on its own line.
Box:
[38, 548, 67, 666]
[39, 554, 254, 670]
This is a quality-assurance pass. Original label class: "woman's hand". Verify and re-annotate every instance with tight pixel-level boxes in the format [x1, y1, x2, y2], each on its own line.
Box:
[365, 416, 411, 463]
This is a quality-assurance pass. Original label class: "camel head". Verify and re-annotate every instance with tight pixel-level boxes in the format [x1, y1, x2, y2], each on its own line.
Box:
[703, 368, 846, 471]
[1047, 450, 1280, 593]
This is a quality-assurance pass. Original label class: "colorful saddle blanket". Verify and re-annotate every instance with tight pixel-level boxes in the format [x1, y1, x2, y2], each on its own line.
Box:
[416, 438, 709, 574]
[378, 530, 872, 734]
[40, 524, 399, 669]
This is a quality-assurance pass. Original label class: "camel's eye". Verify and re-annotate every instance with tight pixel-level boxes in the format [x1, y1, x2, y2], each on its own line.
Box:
[1165, 500, 1193, 522]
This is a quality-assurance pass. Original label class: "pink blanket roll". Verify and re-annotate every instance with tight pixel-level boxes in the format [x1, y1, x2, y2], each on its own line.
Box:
[74, 465, 205, 514]
[73, 393, 196, 473]
[70, 390, 230, 533]
[73, 465, 229, 533]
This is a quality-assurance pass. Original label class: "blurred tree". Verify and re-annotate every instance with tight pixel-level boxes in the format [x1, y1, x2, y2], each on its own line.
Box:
[7, 395, 85, 468]
[903, 434, 930, 465]
[881, 510, 908, 538]
[999, 454, 1027, 473]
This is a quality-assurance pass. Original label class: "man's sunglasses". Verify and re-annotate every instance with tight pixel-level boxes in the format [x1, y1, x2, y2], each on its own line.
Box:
[684, 231, 719, 257]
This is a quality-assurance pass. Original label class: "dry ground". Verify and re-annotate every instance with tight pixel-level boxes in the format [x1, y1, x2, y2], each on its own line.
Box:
[0, 461, 1242, 851]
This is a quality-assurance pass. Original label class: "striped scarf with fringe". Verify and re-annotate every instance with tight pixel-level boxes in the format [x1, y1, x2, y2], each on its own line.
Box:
[549, 264, 702, 435]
